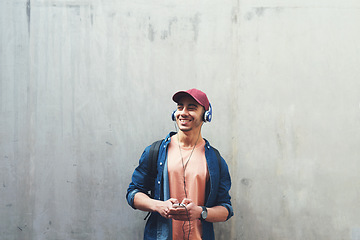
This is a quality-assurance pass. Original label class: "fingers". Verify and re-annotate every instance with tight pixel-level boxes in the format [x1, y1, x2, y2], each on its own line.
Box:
[158, 198, 199, 221]
[168, 203, 200, 221]
[169, 198, 179, 204]
[162, 206, 170, 218]
[168, 207, 187, 215]
[156, 199, 180, 219]
[181, 198, 193, 205]
[170, 198, 179, 203]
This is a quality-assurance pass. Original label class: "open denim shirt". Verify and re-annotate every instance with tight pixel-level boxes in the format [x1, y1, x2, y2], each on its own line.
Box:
[126, 132, 234, 240]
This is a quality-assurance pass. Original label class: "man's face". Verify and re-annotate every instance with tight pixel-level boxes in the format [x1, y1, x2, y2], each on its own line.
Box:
[175, 96, 204, 132]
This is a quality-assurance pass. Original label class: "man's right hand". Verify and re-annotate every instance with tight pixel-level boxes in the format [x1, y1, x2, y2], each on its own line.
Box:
[134, 192, 180, 219]
[154, 198, 178, 219]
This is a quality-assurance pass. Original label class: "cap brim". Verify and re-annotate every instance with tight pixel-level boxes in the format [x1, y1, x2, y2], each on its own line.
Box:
[172, 91, 192, 103]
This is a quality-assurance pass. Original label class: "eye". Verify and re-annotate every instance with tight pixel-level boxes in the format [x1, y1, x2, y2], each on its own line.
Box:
[188, 105, 197, 111]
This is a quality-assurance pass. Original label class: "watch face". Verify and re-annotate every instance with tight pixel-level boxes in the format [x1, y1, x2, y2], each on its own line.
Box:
[202, 210, 208, 219]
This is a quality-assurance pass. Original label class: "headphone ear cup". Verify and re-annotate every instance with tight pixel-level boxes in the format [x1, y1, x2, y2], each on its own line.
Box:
[204, 111, 211, 122]
[171, 110, 176, 121]
[203, 103, 212, 123]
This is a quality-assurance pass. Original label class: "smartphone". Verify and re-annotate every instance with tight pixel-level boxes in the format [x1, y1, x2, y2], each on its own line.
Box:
[172, 203, 185, 208]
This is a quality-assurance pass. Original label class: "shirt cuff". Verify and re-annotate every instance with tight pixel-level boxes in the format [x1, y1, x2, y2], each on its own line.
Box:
[219, 203, 234, 221]
[127, 189, 141, 209]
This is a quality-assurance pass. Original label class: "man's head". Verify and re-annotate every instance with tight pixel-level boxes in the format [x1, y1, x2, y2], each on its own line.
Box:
[172, 89, 212, 132]
[172, 88, 210, 112]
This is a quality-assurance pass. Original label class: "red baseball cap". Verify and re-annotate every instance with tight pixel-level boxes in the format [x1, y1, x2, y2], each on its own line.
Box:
[172, 88, 210, 111]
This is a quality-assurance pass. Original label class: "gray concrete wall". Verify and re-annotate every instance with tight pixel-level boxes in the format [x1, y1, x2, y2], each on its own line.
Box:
[1, 0, 360, 239]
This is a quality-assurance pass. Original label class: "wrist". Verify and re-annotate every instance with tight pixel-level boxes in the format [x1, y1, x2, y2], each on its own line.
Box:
[197, 206, 203, 218]
[153, 199, 163, 213]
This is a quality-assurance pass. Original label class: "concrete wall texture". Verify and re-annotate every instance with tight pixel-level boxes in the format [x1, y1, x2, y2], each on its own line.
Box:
[1, 0, 360, 239]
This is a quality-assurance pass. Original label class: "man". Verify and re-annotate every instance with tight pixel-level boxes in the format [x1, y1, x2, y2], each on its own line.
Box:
[126, 88, 233, 240]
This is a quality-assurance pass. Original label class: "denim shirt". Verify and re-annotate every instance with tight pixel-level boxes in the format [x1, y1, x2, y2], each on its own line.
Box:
[126, 132, 234, 240]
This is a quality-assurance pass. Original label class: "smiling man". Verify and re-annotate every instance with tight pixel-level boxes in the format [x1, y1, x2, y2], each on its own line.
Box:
[126, 89, 233, 240]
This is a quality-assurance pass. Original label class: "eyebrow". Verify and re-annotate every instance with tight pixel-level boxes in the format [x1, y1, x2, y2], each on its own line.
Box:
[178, 103, 198, 108]
[188, 103, 198, 108]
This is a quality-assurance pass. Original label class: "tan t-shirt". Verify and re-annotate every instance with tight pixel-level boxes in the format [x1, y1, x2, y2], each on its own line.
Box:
[168, 135, 209, 240]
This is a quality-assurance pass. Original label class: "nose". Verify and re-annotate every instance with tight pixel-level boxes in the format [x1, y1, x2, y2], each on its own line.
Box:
[179, 107, 189, 116]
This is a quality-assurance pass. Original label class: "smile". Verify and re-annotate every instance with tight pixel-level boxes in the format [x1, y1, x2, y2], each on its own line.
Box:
[179, 119, 191, 124]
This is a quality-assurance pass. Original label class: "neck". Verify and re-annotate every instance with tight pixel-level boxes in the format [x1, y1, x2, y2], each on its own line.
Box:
[177, 129, 202, 148]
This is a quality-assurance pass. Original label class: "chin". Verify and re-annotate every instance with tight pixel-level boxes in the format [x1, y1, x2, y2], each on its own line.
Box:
[179, 127, 192, 132]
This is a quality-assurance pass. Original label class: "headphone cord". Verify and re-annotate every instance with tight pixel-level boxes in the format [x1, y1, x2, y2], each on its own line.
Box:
[182, 205, 191, 240]
[177, 131, 200, 240]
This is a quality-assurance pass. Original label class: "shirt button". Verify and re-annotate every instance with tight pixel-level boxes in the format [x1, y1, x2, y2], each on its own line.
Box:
[160, 162, 163, 166]
[158, 181, 161, 184]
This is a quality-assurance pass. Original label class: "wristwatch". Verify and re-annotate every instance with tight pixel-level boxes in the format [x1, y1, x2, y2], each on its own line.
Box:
[200, 206, 208, 221]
